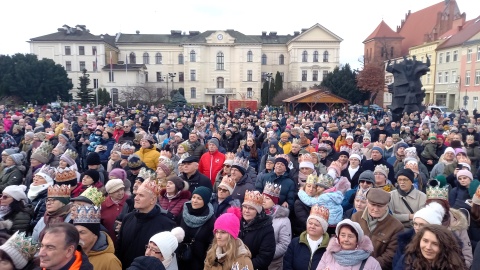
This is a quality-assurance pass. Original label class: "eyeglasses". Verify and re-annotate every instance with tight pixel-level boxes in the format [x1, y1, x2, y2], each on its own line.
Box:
[0, 194, 11, 200]
[217, 188, 229, 193]
[145, 245, 162, 254]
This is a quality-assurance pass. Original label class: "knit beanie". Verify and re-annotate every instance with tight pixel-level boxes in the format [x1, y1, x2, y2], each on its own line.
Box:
[214, 208, 242, 239]
[109, 168, 127, 181]
[371, 146, 384, 156]
[86, 152, 101, 166]
[149, 227, 185, 264]
[192, 187, 212, 204]
[396, 168, 415, 182]
[335, 219, 364, 243]
[413, 202, 445, 225]
[105, 179, 125, 194]
[83, 169, 100, 184]
[3, 185, 28, 202]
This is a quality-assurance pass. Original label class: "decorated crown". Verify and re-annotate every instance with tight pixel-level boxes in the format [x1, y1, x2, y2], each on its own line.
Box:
[121, 143, 135, 157]
[244, 190, 263, 206]
[339, 145, 351, 154]
[426, 186, 448, 201]
[263, 182, 281, 198]
[140, 179, 162, 196]
[310, 205, 330, 221]
[306, 174, 318, 185]
[225, 152, 236, 161]
[137, 167, 156, 181]
[298, 153, 313, 164]
[36, 165, 56, 180]
[233, 157, 249, 169]
[48, 185, 71, 198]
[317, 173, 334, 188]
[3, 231, 38, 262]
[275, 154, 290, 163]
[62, 149, 78, 162]
[78, 187, 105, 206]
[55, 167, 77, 182]
[73, 205, 101, 224]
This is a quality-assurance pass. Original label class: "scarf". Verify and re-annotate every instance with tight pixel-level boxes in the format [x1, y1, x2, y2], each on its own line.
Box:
[0, 206, 11, 219]
[27, 184, 50, 200]
[44, 204, 72, 226]
[182, 202, 214, 228]
[397, 185, 414, 197]
[332, 249, 371, 266]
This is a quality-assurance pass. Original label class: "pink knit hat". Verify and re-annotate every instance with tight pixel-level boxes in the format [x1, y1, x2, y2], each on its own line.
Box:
[214, 207, 241, 239]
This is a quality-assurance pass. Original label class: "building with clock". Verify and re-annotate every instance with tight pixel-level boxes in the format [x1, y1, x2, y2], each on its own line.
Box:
[29, 23, 342, 105]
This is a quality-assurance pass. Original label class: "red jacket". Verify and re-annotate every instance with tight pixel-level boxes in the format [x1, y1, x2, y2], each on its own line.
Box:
[198, 150, 225, 185]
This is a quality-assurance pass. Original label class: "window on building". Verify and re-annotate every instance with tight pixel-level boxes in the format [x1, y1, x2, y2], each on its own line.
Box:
[129, 52, 136, 64]
[216, 52, 224, 70]
[217, 77, 224, 88]
[79, 61, 85, 71]
[190, 87, 196, 99]
[446, 52, 450, 63]
[261, 54, 267, 65]
[453, 50, 458, 61]
[178, 54, 184, 64]
[466, 71, 471, 86]
[313, 51, 319, 62]
[438, 53, 443, 64]
[302, 70, 307, 81]
[437, 94, 447, 106]
[145, 72, 149, 82]
[109, 71, 114, 82]
[155, 53, 162, 64]
[65, 46, 71, 55]
[444, 72, 449, 83]
[280, 72, 284, 81]
[452, 71, 457, 83]
[302, 51, 308, 62]
[190, 70, 196, 81]
[156, 72, 162, 82]
[190, 50, 196, 62]
[279, 54, 284, 65]
[247, 51, 253, 62]
[65, 61, 71, 71]
[92, 46, 97, 56]
[247, 70, 252, 81]
[143, 53, 149, 64]
[323, 70, 328, 80]
[323, 51, 329, 62]
[437, 72, 442, 83]
[247, 88, 253, 98]
[93, 79, 98, 89]
[79, 46, 85, 55]
[476, 70, 480, 85]
[467, 48, 472, 62]
[313, 70, 318, 81]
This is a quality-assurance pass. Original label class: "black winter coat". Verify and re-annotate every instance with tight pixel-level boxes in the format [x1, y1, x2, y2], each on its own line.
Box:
[116, 205, 176, 269]
[240, 211, 275, 270]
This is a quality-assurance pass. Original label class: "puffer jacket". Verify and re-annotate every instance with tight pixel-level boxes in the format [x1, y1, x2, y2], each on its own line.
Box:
[317, 236, 381, 270]
[135, 146, 160, 171]
[198, 150, 225, 185]
[268, 205, 291, 270]
[87, 231, 122, 270]
[159, 189, 191, 223]
[283, 231, 329, 270]
[240, 211, 275, 270]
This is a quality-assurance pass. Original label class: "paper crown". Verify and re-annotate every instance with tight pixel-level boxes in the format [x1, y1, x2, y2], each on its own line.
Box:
[298, 153, 314, 164]
[55, 167, 77, 182]
[427, 186, 449, 201]
[306, 174, 318, 185]
[263, 182, 281, 198]
[61, 149, 78, 164]
[48, 185, 71, 198]
[137, 167, 156, 181]
[78, 187, 105, 206]
[219, 176, 236, 190]
[140, 179, 162, 196]
[310, 205, 330, 222]
[225, 152, 235, 161]
[3, 231, 38, 263]
[73, 205, 101, 224]
[121, 143, 135, 158]
[36, 165, 56, 180]
[317, 173, 334, 188]
[244, 190, 263, 207]
[143, 133, 155, 142]
[233, 156, 249, 170]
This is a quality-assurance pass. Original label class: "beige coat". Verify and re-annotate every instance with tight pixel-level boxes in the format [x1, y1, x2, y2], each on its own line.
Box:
[388, 188, 427, 228]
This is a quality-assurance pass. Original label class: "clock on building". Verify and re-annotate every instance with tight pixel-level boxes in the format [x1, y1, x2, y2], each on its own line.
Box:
[217, 34, 223, 40]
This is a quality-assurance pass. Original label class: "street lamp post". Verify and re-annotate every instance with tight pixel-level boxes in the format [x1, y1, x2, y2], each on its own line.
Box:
[168, 72, 176, 100]
[266, 72, 272, 107]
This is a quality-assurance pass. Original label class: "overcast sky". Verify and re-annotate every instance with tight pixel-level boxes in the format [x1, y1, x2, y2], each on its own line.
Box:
[1, 0, 477, 70]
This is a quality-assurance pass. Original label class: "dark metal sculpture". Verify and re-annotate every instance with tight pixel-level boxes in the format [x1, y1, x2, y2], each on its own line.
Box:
[387, 55, 430, 120]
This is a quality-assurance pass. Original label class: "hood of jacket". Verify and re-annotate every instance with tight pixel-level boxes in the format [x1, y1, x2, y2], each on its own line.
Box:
[89, 231, 115, 256]
[449, 208, 469, 231]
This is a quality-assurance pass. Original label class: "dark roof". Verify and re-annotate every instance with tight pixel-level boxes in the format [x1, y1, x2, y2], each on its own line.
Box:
[364, 20, 404, 43]
[101, 64, 146, 71]
[437, 17, 480, 50]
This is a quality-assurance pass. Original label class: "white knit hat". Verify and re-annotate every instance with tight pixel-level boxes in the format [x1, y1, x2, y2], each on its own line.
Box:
[413, 202, 445, 225]
[149, 227, 185, 263]
[3, 185, 27, 202]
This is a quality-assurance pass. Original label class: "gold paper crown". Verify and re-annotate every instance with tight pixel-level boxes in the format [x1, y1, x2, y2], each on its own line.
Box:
[48, 185, 71, 198]
[310, 205, 330, 221]
[121, 143, 135, 157]
[306, 174, 318, 185]
[263, 182, 281, 198]
[225, 152, 235, 161]
[78, 187, 105, 206]
[3, 231, 38, 262]
[317, 173, 334, 188]
[141, 179, 162, 196]
[426, 186, 449, 201]
[55, 167, 77, 182]
[137, 167, 156, 181]
[298, 153, 314, 164]
[73, 205, 101, 224]
[233, 157, 249, 169]
[219, 176, 236, 190]
[36, 165, 56, 180]
[244, 190, 263, 206]
[62, 148, 78, 162]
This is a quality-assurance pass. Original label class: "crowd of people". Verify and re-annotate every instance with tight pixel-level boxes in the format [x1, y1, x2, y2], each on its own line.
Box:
[0, 103, 479, 269]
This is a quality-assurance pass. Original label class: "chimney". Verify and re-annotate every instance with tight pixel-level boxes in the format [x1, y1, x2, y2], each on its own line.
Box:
[262, 31, 267, 37]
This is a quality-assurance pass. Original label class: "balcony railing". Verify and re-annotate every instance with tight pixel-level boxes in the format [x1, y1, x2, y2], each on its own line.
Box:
[205, 88, 235, 94]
